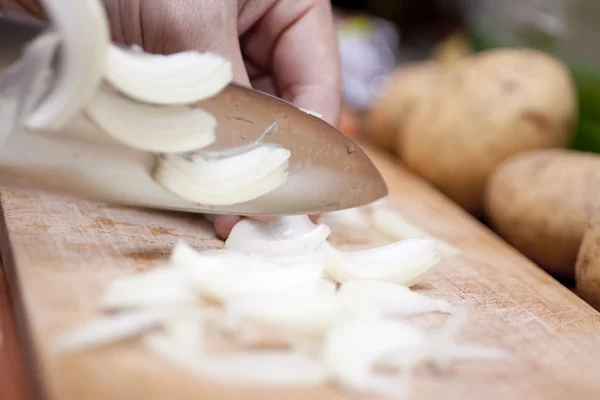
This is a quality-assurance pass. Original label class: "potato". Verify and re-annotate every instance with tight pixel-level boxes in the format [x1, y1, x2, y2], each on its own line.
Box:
[575, 210, 600, 310]
[400, 48, 577, 214]
[485, 149, 600, 278]
[366, 61, 441, 153]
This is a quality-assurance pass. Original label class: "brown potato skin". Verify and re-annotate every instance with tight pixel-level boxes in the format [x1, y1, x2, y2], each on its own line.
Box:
[576, 211, 600, 310]
[485, 149, 600, 278]
[400, 49, 577, 214]
[366, 61, 441, 154]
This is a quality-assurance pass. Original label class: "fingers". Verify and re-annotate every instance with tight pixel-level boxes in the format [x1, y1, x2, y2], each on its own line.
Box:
[137, 0, 251, 85]
[214, 214, 275, 240]
[214, 215, 241, 240]
[4, 0, 46, 19]
[241, 0, 342, 126]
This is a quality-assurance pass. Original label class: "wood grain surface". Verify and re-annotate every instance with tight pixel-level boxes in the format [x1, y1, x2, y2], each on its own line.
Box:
[0, 260, 31, 400]
[1, 144, 600, 400]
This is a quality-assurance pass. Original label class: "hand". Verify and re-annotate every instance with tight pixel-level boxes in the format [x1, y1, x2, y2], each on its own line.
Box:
[9, 0, 342, 238]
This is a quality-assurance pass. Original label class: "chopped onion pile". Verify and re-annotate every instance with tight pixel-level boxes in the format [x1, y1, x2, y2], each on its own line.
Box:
[0, 0, 290, 206]
[54, 211, 505, 398]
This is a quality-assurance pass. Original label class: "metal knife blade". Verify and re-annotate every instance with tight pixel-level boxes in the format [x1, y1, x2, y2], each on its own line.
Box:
[0, 14, 388, 216]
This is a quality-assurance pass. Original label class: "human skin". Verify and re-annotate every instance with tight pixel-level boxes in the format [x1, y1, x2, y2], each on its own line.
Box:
[4, 0, 342, 238]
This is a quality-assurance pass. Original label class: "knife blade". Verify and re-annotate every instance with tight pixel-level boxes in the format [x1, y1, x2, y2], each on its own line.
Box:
[0, 14, 388, 216]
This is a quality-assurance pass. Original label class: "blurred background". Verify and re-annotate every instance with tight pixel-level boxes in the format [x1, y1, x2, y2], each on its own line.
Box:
[331, 0, 600, 290]
[331, 0, 600, 154]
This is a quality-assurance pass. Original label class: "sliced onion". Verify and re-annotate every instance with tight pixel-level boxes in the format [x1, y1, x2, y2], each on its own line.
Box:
[172, 243, 307, 273]
[145, 333, 328, 386]
[163, 308, 207, 353]
[168, 245, 325, 301]
[378, 306, 486, 372]
[100, 283, 196, 311]
[161, 145, 289, 183]
[319, 207, 370, 230]
[318, 279, 338, 295]
[105, 44, 233, 105]
[170, 241, 202, 265]
[322, 319, 424, 396]
[84, 84, 217, 153]
[320, 239, 440, 286]
[0, 30, 60, 145]
[337, 280, 453, 319]
[99, 267, 193, 310]
[153, 145, 290, 206]
[225, 292, 340, 337]
[191, 260, 324, 302]
[53, 310, 162, 352]
[439, 345, 508, 364]
[104, 267, 187, 293]
[49, 199, 505, 395]
[417, 306, 470, 371]
[169, 245, 324, 301]
[226, 216, 331, 258]
[169, 241, 233, 272]
[154, 165, 287, 206]
[371, 205, 462, 257]
[27, 0, 110, 130]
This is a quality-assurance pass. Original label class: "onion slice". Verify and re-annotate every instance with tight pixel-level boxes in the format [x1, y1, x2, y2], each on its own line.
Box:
[318, 279, 338, 295]
[189, 260, 324, 302]
[100, 283, 196, 311]
[337, 280, 453, 319]
[226, 216, 331, 258]
[168, 245, 325, 301]
[145, 333, 328, 386]
[320, 239, 441, 286]
[104, 267, 187, 294]
[225, 292, 341, 337]
[153, 145, 290, 206]
[169, 242, 234, 273]
[371, 205, 462, 257]
[53, 310, 162, 352]
[84, 84, 217, 153]
[105, 44, 233, 105]
[379, 307, 507, 371]
[99, 266, 194, 310]
[163, 308, 207, 353]
[319, 207, 370, 230]
[0, 30, 60, 146]
[322, 319, 423, 396]
[27, 0, 110, 130]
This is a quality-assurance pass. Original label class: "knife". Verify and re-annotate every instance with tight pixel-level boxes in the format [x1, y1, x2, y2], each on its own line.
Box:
[0, 14, 388, 217]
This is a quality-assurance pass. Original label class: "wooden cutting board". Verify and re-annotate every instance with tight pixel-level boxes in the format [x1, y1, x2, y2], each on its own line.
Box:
[1, 144, 600, 400]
